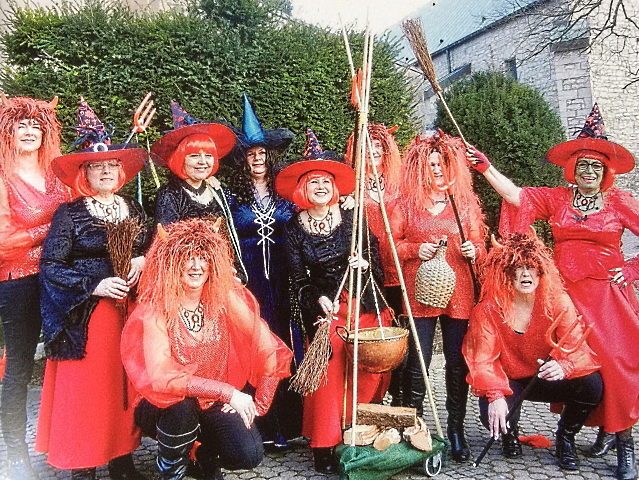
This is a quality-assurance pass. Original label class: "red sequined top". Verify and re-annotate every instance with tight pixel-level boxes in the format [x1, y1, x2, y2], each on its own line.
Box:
[365, 195, 399, 287]
[0, 172, 70, 281]
[390, 200, 486, 319]
[463, 293, 600, 402]
[121, 286, 293, 414]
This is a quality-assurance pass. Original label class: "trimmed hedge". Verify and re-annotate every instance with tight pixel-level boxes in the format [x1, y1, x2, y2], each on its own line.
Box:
[0, 0, 415, 208]
[435, 71, 566, 240]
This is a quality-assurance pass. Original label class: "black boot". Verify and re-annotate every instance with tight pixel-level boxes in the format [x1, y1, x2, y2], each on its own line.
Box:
[588, 426, 617, 457]
[5, 452, 40, 480]
[616, 432, 638, 480]
[108, 453, 148, 480]
[70, 468, 96, 479]
[445, 364, 470, 462]
[2, 411, 39, 480]
[156, 423, 199, 480]
[502, 427, 522, 458]
[312, 447, 338, 474]
[555, 401, 598, 470]
[401, 365, 426, 417]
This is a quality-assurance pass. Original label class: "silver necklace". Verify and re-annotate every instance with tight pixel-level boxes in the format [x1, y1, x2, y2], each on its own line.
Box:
[85, 195, 122, 222]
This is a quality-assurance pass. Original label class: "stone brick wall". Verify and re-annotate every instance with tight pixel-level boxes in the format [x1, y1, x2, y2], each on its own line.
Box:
[407, 0, 638, 197]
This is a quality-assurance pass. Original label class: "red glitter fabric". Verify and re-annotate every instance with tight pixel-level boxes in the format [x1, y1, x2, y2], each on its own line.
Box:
[365, 196, 399, 287]
[390, 200, 486, 319]
[463, 293, 600, 401]
[0, 172, 69, 280]
[122, 286, 293, 415]
[500, 185, 639, 432]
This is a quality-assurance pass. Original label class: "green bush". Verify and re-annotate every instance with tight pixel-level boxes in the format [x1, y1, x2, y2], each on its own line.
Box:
[0, 0, 415, 211]
[435, 71, 566, 241]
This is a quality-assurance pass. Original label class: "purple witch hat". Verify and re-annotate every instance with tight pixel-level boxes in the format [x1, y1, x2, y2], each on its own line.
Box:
[577, 103, 606, 139]
[170, 100, 203, 129]
[73, 97, 113, 150]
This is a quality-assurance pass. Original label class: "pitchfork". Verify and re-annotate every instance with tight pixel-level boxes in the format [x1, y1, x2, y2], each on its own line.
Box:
[473, 315, 593, 467]
[124, 92, 156, 144]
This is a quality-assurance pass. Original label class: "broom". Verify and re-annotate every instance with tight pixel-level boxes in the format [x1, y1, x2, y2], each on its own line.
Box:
[290, 270, 349, 396]
[401, 18, 480, 301]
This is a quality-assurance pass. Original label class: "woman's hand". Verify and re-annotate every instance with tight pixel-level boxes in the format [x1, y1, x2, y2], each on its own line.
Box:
[537, 359, 565, 381]
[348, 253, 369, 271]
[93, 277, 129, 299]
[318, 295, 339, 316]
[418, 242, 439, 261]
[460, 241, 476, 263]
[488, 397, 509, 439]
[229, 390, 258, 429]
[466, 146, 492, 173]
[127, 256, 145, 286]
[609, 267, 628, 289]
[340, 195, 355, 210]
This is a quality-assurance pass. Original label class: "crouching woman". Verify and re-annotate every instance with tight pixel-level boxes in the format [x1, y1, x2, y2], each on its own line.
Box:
[462, 232, 603, 471]
[121, 218, 293, 480]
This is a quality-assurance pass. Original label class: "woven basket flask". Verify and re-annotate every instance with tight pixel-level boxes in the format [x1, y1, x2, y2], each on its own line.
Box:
[415, 235, 456, 308]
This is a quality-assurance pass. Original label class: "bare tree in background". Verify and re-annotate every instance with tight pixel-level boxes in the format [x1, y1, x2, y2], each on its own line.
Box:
[496, 0, 639, 88]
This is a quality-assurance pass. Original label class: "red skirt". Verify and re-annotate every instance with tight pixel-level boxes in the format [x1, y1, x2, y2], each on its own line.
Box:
[302, 300, 391, 448]
[566, 278, 639, 432]
[35, 299, 140, 469]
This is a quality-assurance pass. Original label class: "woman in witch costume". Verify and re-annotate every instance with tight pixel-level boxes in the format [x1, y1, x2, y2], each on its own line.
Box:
[121, 218, 293, 480]
[35, 99, 148, 480]
[467, 104, 639, 480]
[223, 94, 302, 448]
[390, 130, 487, 462]
[0, 94, 70, 479]
[278, 128, 391, 474]
[152, 101, 246, 282]
[345, 123, 404, 403]
[463, 232, 602, 470]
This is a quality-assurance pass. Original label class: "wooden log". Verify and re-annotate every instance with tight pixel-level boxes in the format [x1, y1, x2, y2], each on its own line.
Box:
[373, 428, 401, 452]
[343, 424, 380, 446]
[356, 403, 417, 428]
[404, 417, 433, 452]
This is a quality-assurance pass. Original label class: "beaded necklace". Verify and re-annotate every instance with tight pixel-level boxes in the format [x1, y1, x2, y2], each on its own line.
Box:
[307, 209, 333, 236]
[572, 189, 602, 213]
[85, 195, 122, 222]
[179, 302, 204, 333]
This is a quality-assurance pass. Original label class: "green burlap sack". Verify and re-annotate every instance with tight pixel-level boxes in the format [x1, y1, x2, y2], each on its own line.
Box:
[336, 436, 448, 480]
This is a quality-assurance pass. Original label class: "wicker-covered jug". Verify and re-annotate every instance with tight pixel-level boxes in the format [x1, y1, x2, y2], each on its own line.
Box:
[415, 235, 456, 308]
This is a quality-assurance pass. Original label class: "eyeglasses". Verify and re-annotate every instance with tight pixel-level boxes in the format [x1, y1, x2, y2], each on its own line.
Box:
[85, 160, 122, 171]
[575, 160, 604, 173]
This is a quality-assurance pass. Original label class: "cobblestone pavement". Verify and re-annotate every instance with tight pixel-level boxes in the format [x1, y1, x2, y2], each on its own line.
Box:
[0, 355, 621, 480]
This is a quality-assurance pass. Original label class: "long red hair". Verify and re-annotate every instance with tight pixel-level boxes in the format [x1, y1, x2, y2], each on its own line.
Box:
[138, 218, 237, 320]
[345, 124, 401, 195]
[167, 133, 219, 179]
[0, 96, 61, 175]
[480, 232, 565, 324]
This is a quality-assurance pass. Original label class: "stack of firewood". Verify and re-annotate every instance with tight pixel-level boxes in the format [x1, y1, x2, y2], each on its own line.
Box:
[343, 404, 433, 452]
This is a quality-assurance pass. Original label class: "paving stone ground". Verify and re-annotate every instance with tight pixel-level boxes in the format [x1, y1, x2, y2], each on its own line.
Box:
[0, 354, 623, 479]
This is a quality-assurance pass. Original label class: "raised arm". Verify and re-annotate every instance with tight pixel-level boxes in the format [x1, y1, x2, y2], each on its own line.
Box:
[466, 146, 522, 206]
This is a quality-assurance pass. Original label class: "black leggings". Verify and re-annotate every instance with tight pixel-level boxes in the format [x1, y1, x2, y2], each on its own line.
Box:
[135, 397, 264, 470]
[479, 372, 604, 429]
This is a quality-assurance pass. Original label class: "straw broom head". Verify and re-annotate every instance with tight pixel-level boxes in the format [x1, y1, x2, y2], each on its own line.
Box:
[401, 19, 441, 93]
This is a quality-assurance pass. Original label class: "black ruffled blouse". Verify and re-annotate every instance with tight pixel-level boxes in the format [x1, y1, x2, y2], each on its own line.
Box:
[284, 209, 384, 338]
[40, 196, 148, 360]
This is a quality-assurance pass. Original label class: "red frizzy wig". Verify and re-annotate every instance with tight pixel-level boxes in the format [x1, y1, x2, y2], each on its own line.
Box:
[71, 161, 127, 197]
[401, 130, 485, 223]
[480, 232, 566, 325]
[138, 218, 237, 320]
[0, 95, 62, 174]
[345, 124, 402, 195]
[291, 170, 340, 210]
[167, 133, 219, 180]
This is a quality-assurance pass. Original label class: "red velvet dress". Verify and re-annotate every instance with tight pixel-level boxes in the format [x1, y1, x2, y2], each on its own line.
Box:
[463, 293, 600, 401]
[390, 200, 485, 319]
[500, 186, 639, 432]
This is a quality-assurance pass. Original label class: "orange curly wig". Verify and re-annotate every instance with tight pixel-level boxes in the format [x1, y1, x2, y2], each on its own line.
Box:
[138, 218, 237, 320]
[480, 232, 566, 324]
[0, 96, 62, 174]
[345, 124, 402, 195]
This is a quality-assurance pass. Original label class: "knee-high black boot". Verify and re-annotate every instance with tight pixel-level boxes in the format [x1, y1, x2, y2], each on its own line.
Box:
[401, 367, 426, 417]
[156, 423, 199, 480]
[445, 364, 470, 462]
[616, 429, 638, 480]
[2, 411, 39, 480]
[556, 401, 599, 470]
[588, 426, 617, 457]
